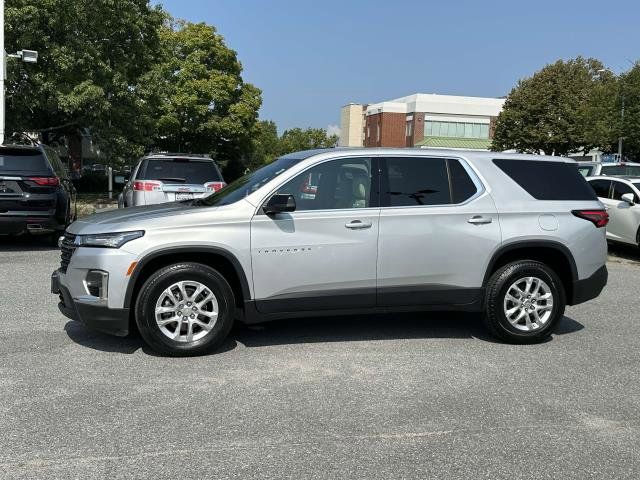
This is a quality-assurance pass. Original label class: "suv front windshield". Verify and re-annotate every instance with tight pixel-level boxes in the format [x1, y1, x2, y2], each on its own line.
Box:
[195, 156, 304, 207]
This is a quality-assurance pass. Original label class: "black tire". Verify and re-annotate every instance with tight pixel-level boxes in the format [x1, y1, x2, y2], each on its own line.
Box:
[135, 262, 235, 356]
[483, 260, 565, 344]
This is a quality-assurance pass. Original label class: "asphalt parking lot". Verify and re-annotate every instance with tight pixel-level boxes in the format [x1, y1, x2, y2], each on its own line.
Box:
[0, 239, 639, 479]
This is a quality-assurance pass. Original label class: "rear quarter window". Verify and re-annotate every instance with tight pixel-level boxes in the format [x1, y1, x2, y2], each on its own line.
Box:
[493, 159, 597, 201]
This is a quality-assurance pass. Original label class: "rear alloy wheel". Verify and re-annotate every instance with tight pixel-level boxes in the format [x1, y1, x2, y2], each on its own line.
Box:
[484, 261, 565, 343]
[136, 263, 235, 356]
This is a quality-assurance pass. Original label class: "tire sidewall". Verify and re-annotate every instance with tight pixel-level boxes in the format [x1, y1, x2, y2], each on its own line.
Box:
[489, 262, 565, 341]
[136, 263, 234, 355]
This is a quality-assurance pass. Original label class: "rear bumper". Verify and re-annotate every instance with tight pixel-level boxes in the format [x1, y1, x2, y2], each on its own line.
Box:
[569, 265, 608, 305]
[0, 214, 62, 235]
[51, 269, 130, 336]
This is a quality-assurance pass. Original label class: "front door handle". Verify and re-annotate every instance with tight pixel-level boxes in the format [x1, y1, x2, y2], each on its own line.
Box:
[467, 215, 493, 225]
[345, 220, 372, 229]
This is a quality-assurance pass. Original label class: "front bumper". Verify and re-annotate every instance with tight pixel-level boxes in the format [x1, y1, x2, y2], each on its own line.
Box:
[51, 269, 130, 336]
[569, 265, 608, 306]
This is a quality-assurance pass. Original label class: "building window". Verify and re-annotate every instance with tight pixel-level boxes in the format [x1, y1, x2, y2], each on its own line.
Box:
[406, 121, 413, 137]
[425, 121, 489, 139]
[376, 124, 380, 142]
[366, 126, 370, 139]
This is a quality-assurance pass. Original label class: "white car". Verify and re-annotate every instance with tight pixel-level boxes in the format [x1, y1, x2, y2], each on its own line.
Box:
[577, 161, 640, 177]
[587, 176, 640, 247]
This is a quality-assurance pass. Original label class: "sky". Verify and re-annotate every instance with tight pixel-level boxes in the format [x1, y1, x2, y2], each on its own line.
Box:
[154, 0, 640, 135]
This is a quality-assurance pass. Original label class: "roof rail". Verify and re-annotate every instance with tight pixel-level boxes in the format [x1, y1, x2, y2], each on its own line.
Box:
[146, 151, 211, 158]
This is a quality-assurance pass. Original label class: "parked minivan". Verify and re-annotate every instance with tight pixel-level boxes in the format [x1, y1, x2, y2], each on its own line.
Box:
[52, 148, 608, 355]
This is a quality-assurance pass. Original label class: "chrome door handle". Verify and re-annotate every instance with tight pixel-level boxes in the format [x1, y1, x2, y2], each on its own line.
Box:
[467, 215, 493, 225]
[345, 220, 372, 229]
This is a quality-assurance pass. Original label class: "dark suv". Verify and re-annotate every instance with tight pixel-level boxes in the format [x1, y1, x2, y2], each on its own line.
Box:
[0, 144, 76, 241]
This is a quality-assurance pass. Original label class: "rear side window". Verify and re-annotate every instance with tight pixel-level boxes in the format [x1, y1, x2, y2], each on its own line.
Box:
[139, 158, 222, 184]
[493, 159, 597, 201]
[381, 157, 478, 207]
[0, 149, 51, 173]
[588, 179, 611, 199]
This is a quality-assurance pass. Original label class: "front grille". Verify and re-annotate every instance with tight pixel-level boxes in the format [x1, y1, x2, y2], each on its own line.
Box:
[60, 232, 78, 273]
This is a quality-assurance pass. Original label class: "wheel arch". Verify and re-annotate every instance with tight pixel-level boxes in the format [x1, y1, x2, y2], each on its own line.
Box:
[124, 247, 251, 312]
[483, 240, 578, 300]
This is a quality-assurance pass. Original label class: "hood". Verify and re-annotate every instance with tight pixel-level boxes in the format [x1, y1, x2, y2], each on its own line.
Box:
[68, 201, 216, 234]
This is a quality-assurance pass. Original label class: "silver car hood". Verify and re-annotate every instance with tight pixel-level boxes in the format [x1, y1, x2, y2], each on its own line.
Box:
[67, 202, 219, 235]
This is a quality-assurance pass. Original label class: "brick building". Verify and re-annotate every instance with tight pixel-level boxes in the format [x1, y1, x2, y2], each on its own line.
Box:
[339, 93, 505, 150]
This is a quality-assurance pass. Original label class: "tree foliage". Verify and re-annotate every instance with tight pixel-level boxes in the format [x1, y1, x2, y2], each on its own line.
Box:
[5, 0, 165, 160]
[279, 128, 339, 153]
[5, 2, 336, 178]
[491, 57, 619, 156]
[620, 63, 640, 161]
[145, 20, 262, 167]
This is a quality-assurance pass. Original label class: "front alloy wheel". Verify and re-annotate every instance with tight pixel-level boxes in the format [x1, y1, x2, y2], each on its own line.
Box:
[136, 263, 235, 356]
[155, 281, 219, 342]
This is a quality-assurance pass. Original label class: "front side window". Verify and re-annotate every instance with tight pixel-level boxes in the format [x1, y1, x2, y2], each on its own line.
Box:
[611, 181, 637, 202]
[588, 179, 612, 199]
[276, 158, 373, 211]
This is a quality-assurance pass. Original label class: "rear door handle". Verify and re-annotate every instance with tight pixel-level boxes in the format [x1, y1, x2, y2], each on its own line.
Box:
[345, 220, 372, 229]
[467, 215, 493, 225]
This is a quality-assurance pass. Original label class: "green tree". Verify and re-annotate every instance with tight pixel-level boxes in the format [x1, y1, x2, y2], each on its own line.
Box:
[146, 20, 261, 178]
[5, 0, 165, 162]
[245, 120, 280, 170]
[619, 63, 640, 161]
[491, 57, 618, 156]
[279, 127, 338, 154]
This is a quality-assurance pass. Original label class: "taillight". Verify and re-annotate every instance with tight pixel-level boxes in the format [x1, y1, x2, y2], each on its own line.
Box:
[133, 180, 162, 191]
[28, 176, 60, 186]
[572, 209, 609, 228]
[205, 181, 226, 192]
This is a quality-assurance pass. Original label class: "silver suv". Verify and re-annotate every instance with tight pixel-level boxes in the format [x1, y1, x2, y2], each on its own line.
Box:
[51, 148, 609, 355]
[118, 153, 225, 208]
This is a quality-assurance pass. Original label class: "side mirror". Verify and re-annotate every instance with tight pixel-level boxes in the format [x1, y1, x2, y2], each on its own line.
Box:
[263, 193, 296, 215]
[621, 193, 635, 205]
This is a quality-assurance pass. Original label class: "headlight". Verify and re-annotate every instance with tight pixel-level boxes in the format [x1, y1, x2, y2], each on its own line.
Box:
[76, 231, 144, 248]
